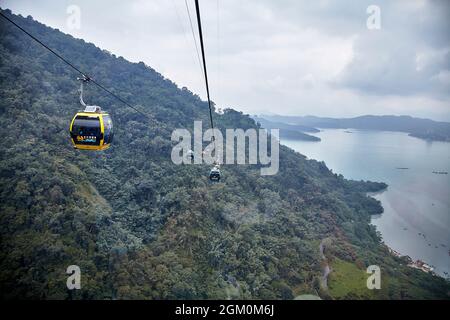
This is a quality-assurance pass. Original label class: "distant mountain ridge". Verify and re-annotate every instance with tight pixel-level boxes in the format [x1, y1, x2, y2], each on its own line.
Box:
[259, 115, 450, 142]
[252, 116, 321, 141]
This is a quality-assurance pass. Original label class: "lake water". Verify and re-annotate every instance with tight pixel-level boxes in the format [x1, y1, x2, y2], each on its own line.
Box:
[281, 129, 450, 278]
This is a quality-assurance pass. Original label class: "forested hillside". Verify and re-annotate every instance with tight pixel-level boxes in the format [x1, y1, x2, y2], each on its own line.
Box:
[0, 10, 448, 299]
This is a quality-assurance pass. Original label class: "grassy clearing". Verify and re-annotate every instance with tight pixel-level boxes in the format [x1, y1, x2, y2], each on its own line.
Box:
[328, 259, 378, 299]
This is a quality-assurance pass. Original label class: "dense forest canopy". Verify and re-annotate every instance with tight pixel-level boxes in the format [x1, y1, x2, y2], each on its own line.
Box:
[0, 10, 448, 299]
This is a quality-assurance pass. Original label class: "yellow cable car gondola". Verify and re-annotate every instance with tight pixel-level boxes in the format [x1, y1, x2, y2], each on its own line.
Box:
[69, 77, 113, 150]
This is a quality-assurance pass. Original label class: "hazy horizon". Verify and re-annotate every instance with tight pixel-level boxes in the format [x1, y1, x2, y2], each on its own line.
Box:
[257, 113, 450, 123]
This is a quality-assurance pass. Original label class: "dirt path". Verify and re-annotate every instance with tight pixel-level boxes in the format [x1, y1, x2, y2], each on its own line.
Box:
[320, 239, 331, 289]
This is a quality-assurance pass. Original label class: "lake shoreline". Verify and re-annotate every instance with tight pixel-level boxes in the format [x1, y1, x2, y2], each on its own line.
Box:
[282, 128, 450, 279]
[368, 187, 446, 279]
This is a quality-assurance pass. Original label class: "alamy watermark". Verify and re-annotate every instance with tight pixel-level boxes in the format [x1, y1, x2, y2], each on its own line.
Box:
[367, 265, 381, 289]
[366, 5, 381, 30]
[66, 265, 81, 290]
[66, 5, 81, 30]
[171, 121, 279, 175]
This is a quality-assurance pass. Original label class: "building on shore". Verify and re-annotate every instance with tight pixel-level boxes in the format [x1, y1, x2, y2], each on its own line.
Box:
[385, 244, 435, 275]
[408, 260, 434, 274]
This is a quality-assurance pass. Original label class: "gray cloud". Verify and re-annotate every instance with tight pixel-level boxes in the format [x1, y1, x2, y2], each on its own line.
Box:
[2, 0, 449, 120]
[334, 0, 450, 98]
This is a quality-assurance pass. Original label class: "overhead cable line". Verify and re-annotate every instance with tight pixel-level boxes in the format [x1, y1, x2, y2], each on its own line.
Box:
[216, 0, 220, 113]
[184, 0, 204, 78]
[0, 10, 153, 122]
[170, 0, 203, 79]
[194, 0, 216, 142]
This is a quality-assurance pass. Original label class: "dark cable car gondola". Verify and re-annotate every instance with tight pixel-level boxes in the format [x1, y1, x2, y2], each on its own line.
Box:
[70, 77, 113, 150]
[209, 165, 221, 182]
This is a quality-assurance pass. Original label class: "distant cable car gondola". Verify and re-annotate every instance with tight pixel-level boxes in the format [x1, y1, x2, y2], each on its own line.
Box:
[69, 77, 113, 150]
[209, 165, 221, 182]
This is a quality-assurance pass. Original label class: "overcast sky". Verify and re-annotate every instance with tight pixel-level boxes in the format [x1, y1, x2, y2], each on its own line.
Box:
[2, 0, 450, 120]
